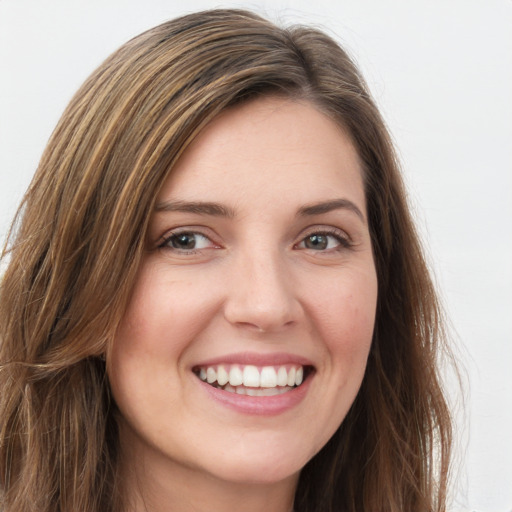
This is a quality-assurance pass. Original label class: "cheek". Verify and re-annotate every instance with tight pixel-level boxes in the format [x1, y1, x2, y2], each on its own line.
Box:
[108, 270, 178, 405]
[112, 267, 215, 359]
[107, 264, 225, 417]
[308, 267, 377, 369]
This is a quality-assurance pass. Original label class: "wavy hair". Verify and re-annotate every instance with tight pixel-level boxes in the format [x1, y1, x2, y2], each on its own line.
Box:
[0, 9, 453, 511]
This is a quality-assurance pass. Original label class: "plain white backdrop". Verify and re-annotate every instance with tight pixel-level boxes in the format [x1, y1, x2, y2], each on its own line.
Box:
[1, 1, 511, 510]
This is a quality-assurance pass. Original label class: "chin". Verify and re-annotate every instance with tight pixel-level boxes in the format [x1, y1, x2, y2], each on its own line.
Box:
[208, 460, 302, 486]
[197, 440, 312, 486]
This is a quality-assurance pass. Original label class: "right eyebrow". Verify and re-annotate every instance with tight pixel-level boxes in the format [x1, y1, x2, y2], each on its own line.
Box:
[154, 200, 236, 218]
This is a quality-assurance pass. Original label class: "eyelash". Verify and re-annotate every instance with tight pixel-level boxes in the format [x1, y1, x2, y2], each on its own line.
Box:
[295, 228, 352, 252]
[158, 227, 352, 255]
[158, 230, 216, 254]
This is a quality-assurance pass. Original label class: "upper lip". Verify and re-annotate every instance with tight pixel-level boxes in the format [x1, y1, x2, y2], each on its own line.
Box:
[192, 351, 314, 369]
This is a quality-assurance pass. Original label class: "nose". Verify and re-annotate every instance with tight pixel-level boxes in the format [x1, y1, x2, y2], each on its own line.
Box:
[223, 248, 303, 333]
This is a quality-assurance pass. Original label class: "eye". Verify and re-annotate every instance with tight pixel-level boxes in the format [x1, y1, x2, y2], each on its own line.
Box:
[296, 230, 350, 251]
[160, 231, 216, 252]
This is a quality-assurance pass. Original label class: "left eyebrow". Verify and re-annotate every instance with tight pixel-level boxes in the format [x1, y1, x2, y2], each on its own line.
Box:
[154, 200, 236, 218]
[297, 199, 366, 222]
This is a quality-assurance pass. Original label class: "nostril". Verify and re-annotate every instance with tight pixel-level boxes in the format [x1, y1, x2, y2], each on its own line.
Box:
[232, 319, 297, 334]
[224, 297, 302, 333]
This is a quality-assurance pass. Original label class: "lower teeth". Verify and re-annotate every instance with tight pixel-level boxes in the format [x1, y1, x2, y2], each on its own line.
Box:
[221, 384, 294, 396]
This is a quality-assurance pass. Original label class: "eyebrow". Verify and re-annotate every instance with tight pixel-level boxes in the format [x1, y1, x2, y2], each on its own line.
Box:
[155, 198, 365, 222]
[155, 200, 236, 218]
[298, 199, 365, 222]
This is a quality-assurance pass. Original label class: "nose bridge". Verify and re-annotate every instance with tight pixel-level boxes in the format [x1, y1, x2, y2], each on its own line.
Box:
[224, 243, 300, 332]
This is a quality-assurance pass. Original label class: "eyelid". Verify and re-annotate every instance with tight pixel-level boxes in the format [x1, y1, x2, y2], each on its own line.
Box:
[295, 226, 352, 250]
[157, 227, 221, 252]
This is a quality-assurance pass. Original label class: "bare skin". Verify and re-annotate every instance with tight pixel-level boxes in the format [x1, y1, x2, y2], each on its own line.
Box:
[109, 96, 377, 512]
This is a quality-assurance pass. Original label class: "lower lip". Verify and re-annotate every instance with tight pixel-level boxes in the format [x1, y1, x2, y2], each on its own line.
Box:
[197, 375, 313, 416]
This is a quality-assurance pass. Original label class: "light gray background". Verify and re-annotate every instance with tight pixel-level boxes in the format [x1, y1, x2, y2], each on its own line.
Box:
[1, 1, 511, 510]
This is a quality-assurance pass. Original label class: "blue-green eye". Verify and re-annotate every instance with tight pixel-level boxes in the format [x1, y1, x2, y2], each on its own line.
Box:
[297, 231, 350, 251]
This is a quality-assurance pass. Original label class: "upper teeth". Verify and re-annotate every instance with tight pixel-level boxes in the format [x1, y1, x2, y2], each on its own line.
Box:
[197, 364, 304, 388]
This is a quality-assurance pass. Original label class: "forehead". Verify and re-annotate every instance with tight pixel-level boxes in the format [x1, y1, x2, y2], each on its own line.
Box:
[157, 96, 365, 212]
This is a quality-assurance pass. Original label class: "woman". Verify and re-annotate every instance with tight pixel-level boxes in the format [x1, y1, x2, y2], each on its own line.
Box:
[0, 9, 453, 512]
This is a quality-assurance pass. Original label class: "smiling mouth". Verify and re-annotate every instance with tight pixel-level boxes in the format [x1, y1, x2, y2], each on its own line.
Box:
[193, 364, 314, 397]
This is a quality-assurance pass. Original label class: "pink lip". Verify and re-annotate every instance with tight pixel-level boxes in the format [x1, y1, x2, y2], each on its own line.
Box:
[192, 352, 315, 415]
[192, 351, 314, 368]
[196, 372, 314, 416]
[197, 376, 313, 415]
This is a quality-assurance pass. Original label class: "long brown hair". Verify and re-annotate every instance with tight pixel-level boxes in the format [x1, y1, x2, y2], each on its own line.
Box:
[0, 9, 453, 511]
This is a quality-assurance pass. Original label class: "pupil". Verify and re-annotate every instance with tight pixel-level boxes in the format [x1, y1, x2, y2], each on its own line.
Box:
[173, 233, 195, 249]
[306, 234, 327, 250]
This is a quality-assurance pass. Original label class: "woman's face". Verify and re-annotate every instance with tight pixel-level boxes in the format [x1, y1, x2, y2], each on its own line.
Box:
[108, 97, 378, 492]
